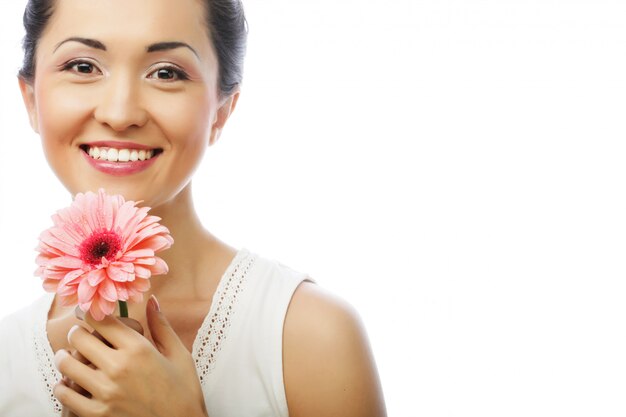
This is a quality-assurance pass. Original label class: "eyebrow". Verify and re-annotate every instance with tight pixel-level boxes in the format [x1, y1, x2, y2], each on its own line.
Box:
[53, 37, 199, 58]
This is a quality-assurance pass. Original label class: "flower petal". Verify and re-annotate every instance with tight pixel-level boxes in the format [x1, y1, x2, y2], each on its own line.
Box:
[95, 295, 116, 318]
[122, 249, 155, 259]
[148, 257, 169, 275]
[59, 293, 79, 307]
[48, 256, 83, 269]
[57, 281, 78, 297]
[35, 254, 54, 267]
[128, 289, 145, 304]
[90, 301, 107, 321]
[131, 278, 151, 292]
[48, 227, 82, 252]
[79, 300, 93, 312]
[87, 269, 106, 286]
[130, 257, 156, 266]
[129, 235, 173, 253]
[98, 278, 118, 302]
[106, 264, 132, 282]
[77, 278, 97, 305]
[124, 223, 170, 252]
[59, 269, 86, 288]
[114, 282, 129, 301]
[39, 230, 80, 258]
[99, 189, 114, 230]
[114, 201, 145, 235]
[42, 268, 66, 281]
[114, 262, 135, 273]
[42, 279, 59, 292]
[134, 265, 152, 279]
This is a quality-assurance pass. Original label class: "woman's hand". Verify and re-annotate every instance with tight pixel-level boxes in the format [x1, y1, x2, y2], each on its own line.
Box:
[53, 297, 208, 417]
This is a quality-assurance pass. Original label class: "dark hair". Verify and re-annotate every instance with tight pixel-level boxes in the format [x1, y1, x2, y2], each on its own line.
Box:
[19, 0, 248, 97]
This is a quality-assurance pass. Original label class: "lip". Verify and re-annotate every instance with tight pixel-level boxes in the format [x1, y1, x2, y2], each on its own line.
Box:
[81, 147, 160, 176]
[82, 141, 160, 151]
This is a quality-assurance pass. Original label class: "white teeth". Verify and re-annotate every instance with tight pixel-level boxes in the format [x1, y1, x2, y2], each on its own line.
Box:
[118, 149, 130, 162]
[85, 146, 158, 162]
[107, 148, 118, 162]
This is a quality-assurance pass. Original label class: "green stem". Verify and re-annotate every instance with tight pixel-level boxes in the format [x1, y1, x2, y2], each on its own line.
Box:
[119, 301, 129, 318]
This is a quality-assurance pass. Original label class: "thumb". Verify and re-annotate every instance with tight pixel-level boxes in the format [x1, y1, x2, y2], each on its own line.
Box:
[146, 295, 185, 357]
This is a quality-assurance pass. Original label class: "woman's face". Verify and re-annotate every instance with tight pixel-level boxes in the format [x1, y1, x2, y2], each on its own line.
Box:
[19, 0, 237, 208]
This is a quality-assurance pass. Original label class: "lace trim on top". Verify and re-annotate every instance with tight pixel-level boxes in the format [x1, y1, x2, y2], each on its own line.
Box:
[192, 251, 256, 384]
[33, 248, 256, 414]
[33, 305, 63, 414]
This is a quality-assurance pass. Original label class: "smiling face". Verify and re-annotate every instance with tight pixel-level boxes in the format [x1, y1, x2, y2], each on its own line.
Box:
[19, 0, 238, 208]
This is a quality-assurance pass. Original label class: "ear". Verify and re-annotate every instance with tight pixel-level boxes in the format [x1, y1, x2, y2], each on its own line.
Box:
[208, 90, 240, 147]
[18, 76, 39, 133]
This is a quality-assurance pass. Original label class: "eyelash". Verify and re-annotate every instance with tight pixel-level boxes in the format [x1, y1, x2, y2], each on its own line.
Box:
[60, 59, 190, 81]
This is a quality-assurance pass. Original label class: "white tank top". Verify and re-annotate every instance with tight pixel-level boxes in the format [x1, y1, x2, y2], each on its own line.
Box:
[0, 248, 313, 417]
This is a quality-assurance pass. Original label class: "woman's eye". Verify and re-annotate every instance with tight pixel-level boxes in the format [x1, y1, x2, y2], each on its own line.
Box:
[75, 63, 94, 74]
[149, 66, 189, 81]
[59, 61, 188, 81]
[62, 60, 100, 75]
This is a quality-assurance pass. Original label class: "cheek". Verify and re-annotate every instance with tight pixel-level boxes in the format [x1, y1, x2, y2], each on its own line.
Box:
[151, 89, 214, 150]
[35, 80, 94, 148]
[146, 89, 216, 186]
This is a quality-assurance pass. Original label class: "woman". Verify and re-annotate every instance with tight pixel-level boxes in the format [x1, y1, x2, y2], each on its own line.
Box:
[0, 0, 386, 416]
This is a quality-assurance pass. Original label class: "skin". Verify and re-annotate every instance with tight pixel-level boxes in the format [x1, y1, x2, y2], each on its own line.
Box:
[18, 0, 387, 416]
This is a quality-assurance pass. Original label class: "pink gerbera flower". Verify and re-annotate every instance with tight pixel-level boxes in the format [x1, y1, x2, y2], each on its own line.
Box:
[35, 189, 174, 320]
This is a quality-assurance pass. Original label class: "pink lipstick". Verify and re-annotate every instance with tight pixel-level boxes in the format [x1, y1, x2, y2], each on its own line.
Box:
[79, 143, 162, 176]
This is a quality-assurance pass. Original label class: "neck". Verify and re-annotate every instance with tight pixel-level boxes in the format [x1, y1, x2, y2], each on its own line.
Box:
[146, 183, 231, 300]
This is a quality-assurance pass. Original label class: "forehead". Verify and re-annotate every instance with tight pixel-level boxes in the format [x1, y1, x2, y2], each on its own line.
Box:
[41, 0, 212, 57]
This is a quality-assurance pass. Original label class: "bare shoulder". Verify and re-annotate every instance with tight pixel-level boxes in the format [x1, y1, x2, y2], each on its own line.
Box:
[283, 281, 387, 417]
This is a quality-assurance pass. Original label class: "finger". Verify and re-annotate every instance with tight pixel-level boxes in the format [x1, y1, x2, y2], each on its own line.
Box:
[67, 324, 117, 371]
[66, 350, 91, 398]
[84, 310, 143, 349]
[78, 306, 145, 336]
[54, 379, 95, 417]
[54, 349, 102, 397]
[119, 317, 145, 335]
[146, 295, 186, 358]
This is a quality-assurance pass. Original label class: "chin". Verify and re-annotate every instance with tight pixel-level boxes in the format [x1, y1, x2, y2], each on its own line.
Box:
[65, 182, 149, 205]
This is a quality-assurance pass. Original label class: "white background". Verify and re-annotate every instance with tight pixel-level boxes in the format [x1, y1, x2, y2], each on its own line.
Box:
[1, 0, 626, 416]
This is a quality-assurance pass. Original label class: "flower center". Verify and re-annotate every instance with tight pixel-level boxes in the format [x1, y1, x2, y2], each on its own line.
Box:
[79, 230, 122, 265]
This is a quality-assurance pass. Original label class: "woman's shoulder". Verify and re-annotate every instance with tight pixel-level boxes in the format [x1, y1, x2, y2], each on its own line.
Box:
[283, 282, 366, 356]
[244, 251, 360, 335]
[282, 282, 387, 417]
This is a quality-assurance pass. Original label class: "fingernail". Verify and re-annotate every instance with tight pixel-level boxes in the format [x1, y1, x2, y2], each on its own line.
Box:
[54, 349, 68, 370]
[74, 306, 85, 321]
[67, 324, 81, 342]
[149, 294, 161, 312]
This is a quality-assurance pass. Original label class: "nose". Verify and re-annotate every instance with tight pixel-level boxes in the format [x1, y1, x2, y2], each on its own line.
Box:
[94, 73, 149, 132]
